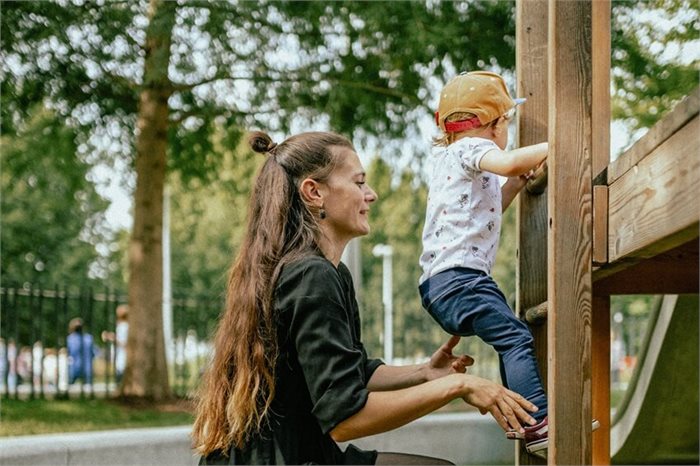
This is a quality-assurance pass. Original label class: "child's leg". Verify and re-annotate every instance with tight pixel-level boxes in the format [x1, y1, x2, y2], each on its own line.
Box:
[468, 276, 547, 420]
[420, 268, 548, 420]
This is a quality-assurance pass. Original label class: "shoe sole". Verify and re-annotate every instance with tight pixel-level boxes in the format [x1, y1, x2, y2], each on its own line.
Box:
[526, 438, 548, 453]
[508, 419, 601, 451]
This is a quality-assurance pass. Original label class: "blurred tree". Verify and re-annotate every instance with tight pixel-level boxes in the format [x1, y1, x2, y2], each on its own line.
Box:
[0, 107, 119, 289]
[168, 125, 262, 298]
[611, 0, 699, 132]
[361, 157, 447, 359]
[1, 0, 515, 400]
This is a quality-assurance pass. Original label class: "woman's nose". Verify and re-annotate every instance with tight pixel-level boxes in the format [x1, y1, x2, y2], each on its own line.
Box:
[366, 185, 378, 202]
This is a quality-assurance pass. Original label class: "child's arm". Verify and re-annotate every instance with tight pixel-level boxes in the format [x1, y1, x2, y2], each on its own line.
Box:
[501, 172, 532, 211]
[480, 142, 548, 178]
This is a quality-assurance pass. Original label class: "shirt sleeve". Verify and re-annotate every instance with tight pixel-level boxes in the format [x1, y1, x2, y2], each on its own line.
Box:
[453, 137, 500, 172]
[277, 258, 371, 434]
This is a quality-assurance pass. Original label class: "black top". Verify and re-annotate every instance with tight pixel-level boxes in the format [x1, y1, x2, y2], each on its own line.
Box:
[201, 255, 384, 465]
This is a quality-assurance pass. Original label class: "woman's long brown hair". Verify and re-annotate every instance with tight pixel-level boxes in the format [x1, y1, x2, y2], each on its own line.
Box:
[192, 131, 354, 456]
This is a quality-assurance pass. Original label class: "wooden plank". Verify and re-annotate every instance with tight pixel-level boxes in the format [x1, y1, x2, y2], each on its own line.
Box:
[593, 186, 609, 266]
[608, 116, 700, 263]
[548, 0, 593, 464]
[592, 295, 611, 466]
[516, 0, 549, 320]
[594, 238, 699, 295]
[608, 87, 700, 184]
[591, 6, 612, 461]
[591, 0, 611, 181]
[516, 1, 549, 463]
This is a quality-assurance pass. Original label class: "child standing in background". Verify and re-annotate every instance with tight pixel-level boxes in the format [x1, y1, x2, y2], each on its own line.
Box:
[418, 71, 551, 454]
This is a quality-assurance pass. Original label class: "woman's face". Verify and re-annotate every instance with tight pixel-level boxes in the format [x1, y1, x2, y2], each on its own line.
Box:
[320, 147, 377, 240]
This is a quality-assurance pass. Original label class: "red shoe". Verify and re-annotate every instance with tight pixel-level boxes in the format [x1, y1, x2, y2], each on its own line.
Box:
[506, 417, 600, 455]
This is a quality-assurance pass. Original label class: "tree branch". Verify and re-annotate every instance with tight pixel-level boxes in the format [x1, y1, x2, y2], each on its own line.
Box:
[171, 73, 419, 106]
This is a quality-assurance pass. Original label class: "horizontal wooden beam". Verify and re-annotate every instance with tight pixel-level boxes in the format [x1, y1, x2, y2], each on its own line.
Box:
[608, 115, 700, 264]
[593, 238, 699, 295]
[525, 301, 548, 324]
[608, 86, 699, 185]
[526, 161, 548, 195]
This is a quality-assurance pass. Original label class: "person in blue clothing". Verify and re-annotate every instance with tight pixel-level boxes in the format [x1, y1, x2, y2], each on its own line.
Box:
[67, 317, 96, 385]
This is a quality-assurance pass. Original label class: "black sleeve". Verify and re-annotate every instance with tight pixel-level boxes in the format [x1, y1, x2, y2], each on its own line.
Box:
[277, 258, 370, 434]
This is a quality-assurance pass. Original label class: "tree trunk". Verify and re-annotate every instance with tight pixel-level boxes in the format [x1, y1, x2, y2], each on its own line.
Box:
[121, 0, 175, 401]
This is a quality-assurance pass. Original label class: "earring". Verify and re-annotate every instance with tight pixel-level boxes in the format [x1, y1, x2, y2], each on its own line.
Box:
[319, 207, 326, 219]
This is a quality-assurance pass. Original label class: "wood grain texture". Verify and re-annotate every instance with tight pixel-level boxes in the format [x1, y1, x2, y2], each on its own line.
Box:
[516, 1, 549, 463]
[594, 238, 699, 294]
[593, 186, 609, 266]
[548, 0, 593, 463]
[591, 0, 611, 180]
[592, 295, 611, 466]
[608, 116, 700, 263]
[608, 87, 700, 184]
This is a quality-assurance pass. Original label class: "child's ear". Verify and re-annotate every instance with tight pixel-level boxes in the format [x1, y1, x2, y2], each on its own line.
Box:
[491, 117, 506, 137]
[299, 177, 324, 208]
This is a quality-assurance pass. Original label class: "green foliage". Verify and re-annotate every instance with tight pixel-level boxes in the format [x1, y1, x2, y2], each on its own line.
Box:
[1, 0, 516, 172]
[168, 126, 263, 297]
[612, 0, 700, 130]
[361, 158, 433, 359]
[0, 107, 119, 288]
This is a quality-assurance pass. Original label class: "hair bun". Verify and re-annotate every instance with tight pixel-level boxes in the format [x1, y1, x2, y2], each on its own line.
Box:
[249, 131, 278, 154]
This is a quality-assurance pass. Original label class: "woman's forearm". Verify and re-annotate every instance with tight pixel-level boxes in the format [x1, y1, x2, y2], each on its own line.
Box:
[366, 363, 428, 391]
[330, 373, 464, 442]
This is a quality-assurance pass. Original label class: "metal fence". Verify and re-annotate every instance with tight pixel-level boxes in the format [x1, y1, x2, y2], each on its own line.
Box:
[0, 284, 222, 400]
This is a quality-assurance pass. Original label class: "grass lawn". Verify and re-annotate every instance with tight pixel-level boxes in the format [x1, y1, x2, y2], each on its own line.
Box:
[0, 397, 194, 437]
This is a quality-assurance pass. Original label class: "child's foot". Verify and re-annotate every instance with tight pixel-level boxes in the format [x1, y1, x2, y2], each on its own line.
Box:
[505, 417, 600, 455]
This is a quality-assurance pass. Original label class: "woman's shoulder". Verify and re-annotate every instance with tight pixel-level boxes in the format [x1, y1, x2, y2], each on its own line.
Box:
[281, 253, 336, 275]
[277, 253, 341, 291]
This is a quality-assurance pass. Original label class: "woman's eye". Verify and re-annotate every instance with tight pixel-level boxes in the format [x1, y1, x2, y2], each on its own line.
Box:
[356, 181, 366, 186]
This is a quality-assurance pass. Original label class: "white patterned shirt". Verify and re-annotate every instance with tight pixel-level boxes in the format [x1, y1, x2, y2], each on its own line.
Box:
[419, 137, 502, 284]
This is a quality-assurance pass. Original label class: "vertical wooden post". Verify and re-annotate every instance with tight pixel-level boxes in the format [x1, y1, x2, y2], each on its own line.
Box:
[591, 1, 612, 464]
[548, 0, 593, 464]
[516, 0, 549, 463]
[592, 294, 611, 465]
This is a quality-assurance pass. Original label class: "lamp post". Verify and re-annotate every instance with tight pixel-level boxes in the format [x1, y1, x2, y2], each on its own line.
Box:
[372, 244, 393, 364]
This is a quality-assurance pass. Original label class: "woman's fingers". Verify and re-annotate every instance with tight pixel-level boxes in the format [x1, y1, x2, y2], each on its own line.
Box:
[506, 388, 538, 414]
[451, 361, 466, 373]
[484, 387, 539, 433]
[460, 355, 475, 366]
[441, 335, 461, 353]
[504, 392, 537, 426]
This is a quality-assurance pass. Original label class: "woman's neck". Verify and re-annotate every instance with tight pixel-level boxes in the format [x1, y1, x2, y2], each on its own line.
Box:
[316, 229, 349, 267]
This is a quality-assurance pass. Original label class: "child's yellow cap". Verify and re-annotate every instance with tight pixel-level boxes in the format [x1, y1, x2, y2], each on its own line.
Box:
[435, 71, 524, 133]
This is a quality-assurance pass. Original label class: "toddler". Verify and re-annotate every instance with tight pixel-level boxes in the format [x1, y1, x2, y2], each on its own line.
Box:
[418, 71, 550, 453]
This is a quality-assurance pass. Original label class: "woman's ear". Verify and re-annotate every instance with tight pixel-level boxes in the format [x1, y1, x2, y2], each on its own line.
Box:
[299, 177, 324, 207]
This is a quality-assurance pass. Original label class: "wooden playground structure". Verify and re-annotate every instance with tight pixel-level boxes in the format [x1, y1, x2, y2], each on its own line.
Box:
[514, 0, 699, 464]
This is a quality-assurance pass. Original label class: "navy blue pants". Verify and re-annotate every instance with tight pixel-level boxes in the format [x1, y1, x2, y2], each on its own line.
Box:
[419, 267, 548, 420]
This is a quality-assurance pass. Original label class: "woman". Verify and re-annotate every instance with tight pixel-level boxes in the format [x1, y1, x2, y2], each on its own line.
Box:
[192, 131, 537, 465]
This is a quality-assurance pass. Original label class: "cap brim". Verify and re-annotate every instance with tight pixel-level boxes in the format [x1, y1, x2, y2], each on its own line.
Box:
[513, 97, 527, 106]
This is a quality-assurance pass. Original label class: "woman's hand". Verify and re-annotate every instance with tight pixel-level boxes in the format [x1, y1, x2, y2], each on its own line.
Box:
[425, 335, 474, 381]
[461, 374, 538, 434]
